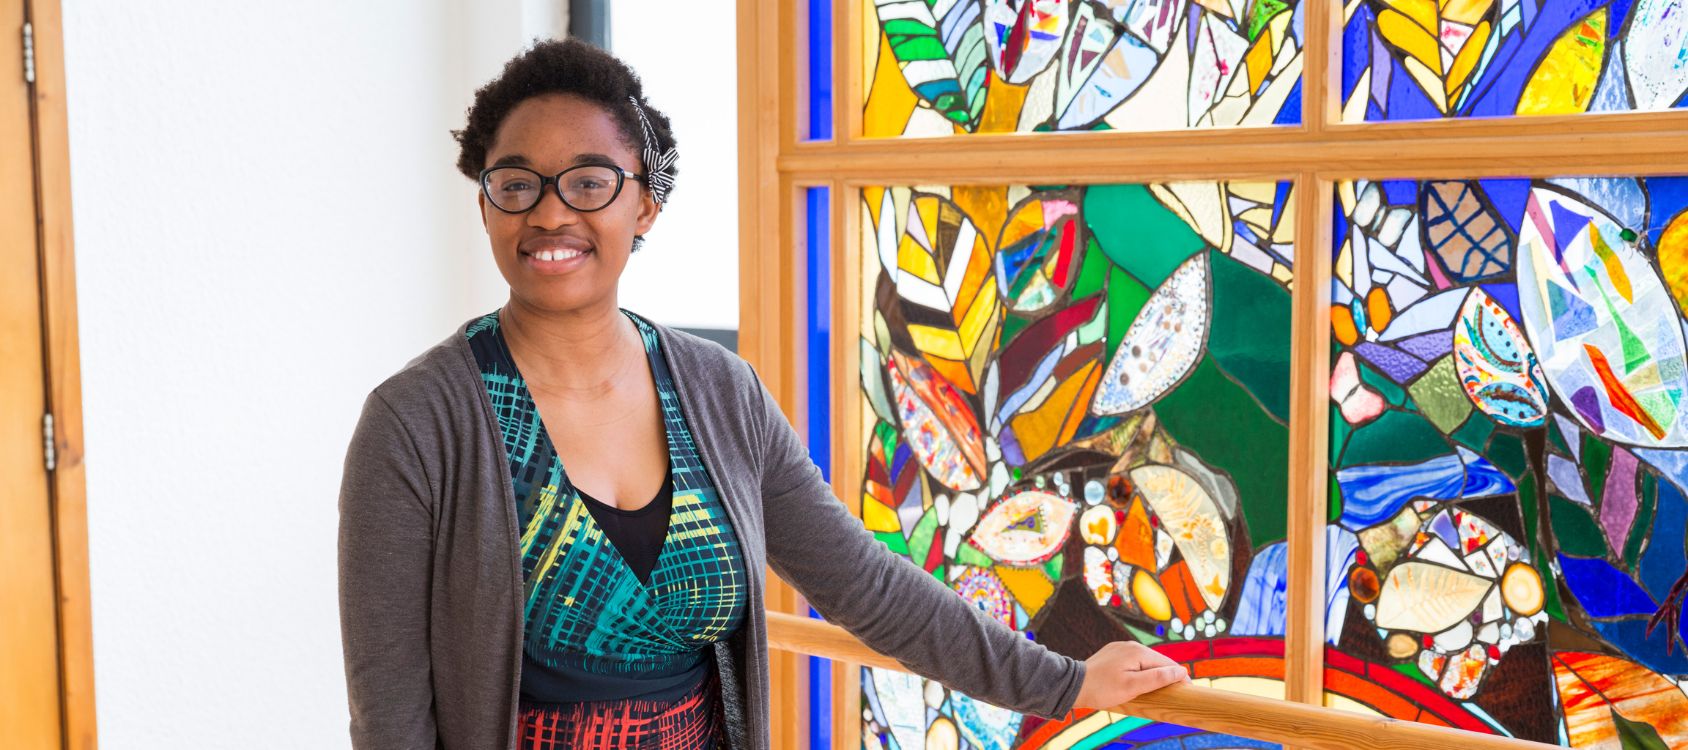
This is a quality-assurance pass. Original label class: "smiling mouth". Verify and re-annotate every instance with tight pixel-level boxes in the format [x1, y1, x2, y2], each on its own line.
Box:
[527, 248, 588, 262]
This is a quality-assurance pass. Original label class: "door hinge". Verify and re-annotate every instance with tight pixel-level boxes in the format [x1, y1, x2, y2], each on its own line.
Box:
[43, 413, 56, 472]
[23, 22, 35, 83]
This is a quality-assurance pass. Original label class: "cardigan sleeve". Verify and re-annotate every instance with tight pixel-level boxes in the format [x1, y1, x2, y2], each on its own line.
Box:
[751, 372, 1086, 719]
[338, 391, 440, 749]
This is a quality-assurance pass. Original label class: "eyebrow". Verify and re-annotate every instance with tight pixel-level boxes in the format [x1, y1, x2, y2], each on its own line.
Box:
[490, 154, 533, 168]
[489, 152, 625, 170]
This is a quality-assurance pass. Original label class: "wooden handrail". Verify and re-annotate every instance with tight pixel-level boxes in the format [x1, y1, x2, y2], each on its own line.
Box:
[765, 611, 1556, 750]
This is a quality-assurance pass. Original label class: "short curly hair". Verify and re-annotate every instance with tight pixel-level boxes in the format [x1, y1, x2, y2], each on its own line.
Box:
[453, 37, 678, 201]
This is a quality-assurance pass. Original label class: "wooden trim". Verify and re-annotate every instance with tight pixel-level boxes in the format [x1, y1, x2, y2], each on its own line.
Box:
[775, 128, 1688, 183]
[829, 178, 863, 750]
[840, 0, 862, 143]
[27, 1, 96, 747]
[765, 612, 1556, 750]
[1283, 173, 1334, 713]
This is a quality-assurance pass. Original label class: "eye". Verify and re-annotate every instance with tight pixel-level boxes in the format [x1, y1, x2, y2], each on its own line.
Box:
[496, 179, 534, 192]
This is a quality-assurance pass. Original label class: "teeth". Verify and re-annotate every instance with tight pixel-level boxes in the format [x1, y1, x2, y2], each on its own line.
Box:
[533, 249, 583, 262]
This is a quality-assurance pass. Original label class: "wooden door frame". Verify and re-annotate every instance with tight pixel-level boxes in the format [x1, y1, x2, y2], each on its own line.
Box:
[22, 0, 97, 746]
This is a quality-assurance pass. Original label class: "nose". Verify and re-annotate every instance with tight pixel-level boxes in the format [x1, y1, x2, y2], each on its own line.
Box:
[527, 183, 580, 229]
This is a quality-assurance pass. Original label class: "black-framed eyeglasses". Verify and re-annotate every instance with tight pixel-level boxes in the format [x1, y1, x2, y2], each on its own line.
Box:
[478, 163, 647, 214]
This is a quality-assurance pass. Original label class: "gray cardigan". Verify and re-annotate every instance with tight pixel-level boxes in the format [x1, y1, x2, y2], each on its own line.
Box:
[338, 319, 1085, 750]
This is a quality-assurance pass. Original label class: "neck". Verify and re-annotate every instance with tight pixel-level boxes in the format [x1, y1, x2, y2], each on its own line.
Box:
[498, 293, 639, 393]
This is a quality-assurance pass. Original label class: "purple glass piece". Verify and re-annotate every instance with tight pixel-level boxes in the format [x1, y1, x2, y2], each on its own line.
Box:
[1396, 331, 1454, 361]
[1386, 56, 1441, 120]
[1369, 29, 1391, 110]
[1600, 447, 1641, 553]
[1430, 511, 1459, 548]
[1572, 386, 1606, 433]
[1000, 425, 1027, 467]
[1355, 342, 1429, 382]
[1549, 200, 1591, 261]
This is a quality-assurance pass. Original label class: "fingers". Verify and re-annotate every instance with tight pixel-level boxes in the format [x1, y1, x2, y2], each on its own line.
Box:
[1126, 643, 1181, 671]
[1117, 665, 1189, 702]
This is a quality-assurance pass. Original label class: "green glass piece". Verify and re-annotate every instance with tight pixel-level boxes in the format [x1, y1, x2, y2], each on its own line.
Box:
[1452, 410, 1495, 452]
[908, 508, 941, 567]
[1072, 718, 1152, 750]
[1612, 707, 1672, 750]
[931, 565, 945, 582]
[875, 530, 911, 556]
[1585, 434, 1613, 506]
[1621, 228, 1638, 242]
[1536, 539, 1565, 621]
[1106, 267, 1151, 365]
[1330, 403, 1352, 468]
[1486, 432, 1529, 480]
[1083, 184, 1206, 287]
[956, 541, 994, 568]
[889, 36, 948, 62]
[1407, 357, 1473, 434]
[1637, 391, 1679, 430]
[1340, 409, 1450, 467]
[1548, 415, 1572, 454]
[1358, 362, 1406, 406]
[1071, 238, 1110, 299]
[1519, 473, 1539, 540]
[1328, 473, 1343, 522]
[1624, 472, 1656, 569]
[1000, 314, 1030, 348]
[1154, 355, 1289, 548]
[1208, 250, 1293, 423]
[875, 420, 898, 461]
[1244, 0, 1290, 39]
[1042, 552, 1065, 582]
[1122, 622, 1164, 644]
[1551, 495, 1608, 557]
[1011, 467, 1022, 481]
[1395, 662, 1437, 687]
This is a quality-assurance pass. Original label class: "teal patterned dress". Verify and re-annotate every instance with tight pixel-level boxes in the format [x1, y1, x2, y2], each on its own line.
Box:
[466, 310, 746, 748]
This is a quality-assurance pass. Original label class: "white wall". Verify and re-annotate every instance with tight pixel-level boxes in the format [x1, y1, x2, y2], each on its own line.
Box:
[62, 1, 735, 747]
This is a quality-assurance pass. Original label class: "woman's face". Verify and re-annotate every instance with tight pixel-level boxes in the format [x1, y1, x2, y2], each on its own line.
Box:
[479, 93, 658, 314]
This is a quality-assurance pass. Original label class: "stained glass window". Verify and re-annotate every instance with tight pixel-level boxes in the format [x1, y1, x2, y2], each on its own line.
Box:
[861, 0, 1305, 137]
[1340, 0, 1688, 121]
[1325, 176, 1688, 742]
[854, 180, 1300, 749]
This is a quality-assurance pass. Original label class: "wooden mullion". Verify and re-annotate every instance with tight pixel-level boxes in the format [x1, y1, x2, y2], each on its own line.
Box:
[840, 0, 862, 144]
[1284, 173, 1335, 721]
[830, 177, 862, 750]
[1300, 0, 1331, 132]
[26, 0, 97, 747]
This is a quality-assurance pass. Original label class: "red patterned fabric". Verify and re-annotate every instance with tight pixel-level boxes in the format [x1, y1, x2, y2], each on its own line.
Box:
[517, 671, 722, 750]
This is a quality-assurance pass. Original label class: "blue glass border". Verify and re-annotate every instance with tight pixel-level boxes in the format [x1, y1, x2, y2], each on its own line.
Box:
[803, 186, 832, 749]
[806, 0, 833, 140]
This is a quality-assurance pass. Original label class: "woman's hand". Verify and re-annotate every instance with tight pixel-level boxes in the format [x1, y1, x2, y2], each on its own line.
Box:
[1073, 641, 1191, 709]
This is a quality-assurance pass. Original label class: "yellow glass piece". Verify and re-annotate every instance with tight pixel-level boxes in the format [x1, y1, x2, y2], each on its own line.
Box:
[863, 187, 886, 228]
[994, 565, 1056, 616]
[1446, 20, 1492, 94]
[915, 196, 942, 249]
[1132, 568, 1173, 621]
[1246, 34, 1273, 97]
[1380, 9, 1444, 73]
[953, 237, 994, 325]
[898, 235, 943, 284]
[1440, 0, 1496, 25]
[952, 186, 1008, 246]
[1384, 0, 1440, 38]
[1000, 201, 1044, 249]
[863, 496, 901, 532]
[957, 276, 999, 354]
[863, 34, 918, 138]
[1660, 212, 1688, 312]
[1516, 8, 1606, 115]
[1010, 362, 1100, 461]
[978, 73, 1029, 134]
[924, 355, 976, 393]
[1210, 677, 1287, 700]
[908, 325, 966, 360]
[1194, 0, 1235, 18]
[926, 718, 959, 750]
[1588, 223, 1633, 303]
[1501, 562, 1544, 615]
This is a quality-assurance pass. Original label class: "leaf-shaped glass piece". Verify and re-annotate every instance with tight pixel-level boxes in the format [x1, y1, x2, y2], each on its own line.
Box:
[1092, 252, 1210, 415]
[967, 489, 1077, 565]
[982, 0, 1069, 84]
[1624, 0, 1688, 111]
[889, 350, 987, 491]
[898, 194, 1002, 392]
[874, 0, 992, 128]
[1373, 561, 1493, 632]
[1515, 8, 1607, 115]
[1515, 185, 1688, 447]
[1453, 289, 1549, 427]
[1129, 465, 1231, 610]
[1553, 652, 1688, 748]
[1373, 0, 1500, 115]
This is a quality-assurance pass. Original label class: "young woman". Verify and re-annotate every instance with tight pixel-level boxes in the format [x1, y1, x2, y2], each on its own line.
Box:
[337, 38, 1188, 750]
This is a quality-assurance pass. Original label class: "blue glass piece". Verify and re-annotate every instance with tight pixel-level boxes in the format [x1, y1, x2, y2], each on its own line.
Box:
[1292, 0, 1305, 44]
[1272, 181, 1292, 228]
[914, 79, 965, 102]
[1479, 283, 1523, 323]
[1386, 56, 1442, 120]
[1382, 180, 1417, 205]
[1274, 79, 1303, 125]
[1607, 0, 1637, 36]
[861, 666, 887, 726]
[806, 0, 832, 140]
[1119, 723, 1202, 743]
[999, 230, 1051, 283]
[1462, 34, 1523, 117]
[1342, 8, 1372, 103]
[1431, 511, 1460, 547]
[1332, 191, 1348, 260]
[1638, 478, 1687, 600]
[1549, 200, 1592, 261]
[891, 442, 912, 481]
[1181, 734, 1282, 750]
[1646, 176, 1688, 247]
[1590, 619, 1688, 674]
[1337, 454, 1467, 529]
[806, 187, 830, 481]
[1366, 99, 1386, 121]
[1558, 554, 1658, 617]
[1478, 179, 1531, 234]
[1466, 0, 1606, 118]
[1233, 542, 1289, 636]
[1548, 177, 1645, 230]
[950, 692, 1021, 750]
[1458, 446, 1518, 496]
[1327, 525, 1360, 646]
[1234, 221, 1260, 245]
[1590, 43, 1632, 112]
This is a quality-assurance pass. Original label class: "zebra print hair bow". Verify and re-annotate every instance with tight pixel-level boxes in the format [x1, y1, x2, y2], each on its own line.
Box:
[629, 96, 677, 204]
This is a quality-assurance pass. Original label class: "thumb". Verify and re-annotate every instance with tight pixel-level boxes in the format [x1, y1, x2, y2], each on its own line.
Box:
[1119, 665, 1189, 702]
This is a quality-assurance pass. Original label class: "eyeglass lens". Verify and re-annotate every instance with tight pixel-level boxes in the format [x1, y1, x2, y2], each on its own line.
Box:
[482, 165, 623, 213]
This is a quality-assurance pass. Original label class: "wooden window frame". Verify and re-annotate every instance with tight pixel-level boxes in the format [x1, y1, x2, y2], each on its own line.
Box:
[737, 0, 1688, 748]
